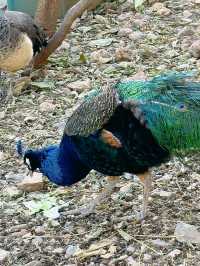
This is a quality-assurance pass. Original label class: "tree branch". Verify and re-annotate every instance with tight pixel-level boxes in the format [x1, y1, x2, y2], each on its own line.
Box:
[33, 0, 103, 68]
[35, 0, 60, 37]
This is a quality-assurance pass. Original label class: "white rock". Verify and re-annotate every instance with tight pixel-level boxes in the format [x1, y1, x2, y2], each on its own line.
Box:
[152, 190, 174, 198]
[183, 10, 193, 18]
[0, 111, 5, 119]
[65, 245, 79, 258]
[95, 15, 108, 24]
[126, 256, 139, 266]
[0, 249, 10, 264]
[151, 2, 171, 16]
[191, 172, 200, 181]
[151, 239, 170, 247]
[127, 245, 135, 253]
[152, 2, 165, 11]
[24, 116, 37, 123]
[24, 261, 42, 266]
[90, 50, 112, 64]
[118, 28, 133, 37]
[67, 79, 91, 93]
[0, 151, 4, 160]
[89, 38, 113, 47]
[167, 249, 181, 258]
[5, 173, 26, 182]
[39, 101, 56, 113]
[157, 7, 171, 16]
[53, 247, 65, 254]
[190, 40, 200, 58]
[157, 173, 172, 182]
[143, 254, 152, 263]
[175, 222, 200, 243]
[120, 183, 134, 194]
[129, 31, 145, 41]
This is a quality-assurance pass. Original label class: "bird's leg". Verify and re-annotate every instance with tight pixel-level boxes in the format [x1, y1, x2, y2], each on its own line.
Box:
[66, 176, 120, 216]
[137, 170, 152, 220]
[80, 176, 120, 215]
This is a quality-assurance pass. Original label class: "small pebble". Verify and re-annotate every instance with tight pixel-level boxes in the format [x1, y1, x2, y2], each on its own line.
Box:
[190, 40, 200, 58]
[143, 254, 152, 263]
[53, 247, 65, 254]
[39, 101, 56, 113]
[25, 261, 42, 266]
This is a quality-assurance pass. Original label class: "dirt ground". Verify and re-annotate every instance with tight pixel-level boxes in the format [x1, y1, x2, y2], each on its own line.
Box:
[0, 0, 200, 265]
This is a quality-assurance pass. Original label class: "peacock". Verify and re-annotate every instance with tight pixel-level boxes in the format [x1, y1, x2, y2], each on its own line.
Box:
[20, 72, 200, 219]
[0, 4, 47, 72]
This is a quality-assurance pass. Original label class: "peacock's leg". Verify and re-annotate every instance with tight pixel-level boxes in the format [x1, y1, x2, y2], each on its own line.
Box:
[65, 176, 120, 216]
[137, 170, 152, 220]
[80, 176, 120, 215]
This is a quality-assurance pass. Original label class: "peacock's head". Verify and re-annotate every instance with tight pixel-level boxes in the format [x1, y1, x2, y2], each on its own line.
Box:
[23, 149, 42, 173]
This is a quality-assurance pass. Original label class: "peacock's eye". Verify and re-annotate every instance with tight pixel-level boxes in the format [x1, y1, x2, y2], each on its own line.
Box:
[177, 103, 187, 111]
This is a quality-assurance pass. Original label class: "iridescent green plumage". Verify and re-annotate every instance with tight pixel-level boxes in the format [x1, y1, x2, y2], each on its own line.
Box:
[115, 72, 200, 155]
[65, 72, 200, 156]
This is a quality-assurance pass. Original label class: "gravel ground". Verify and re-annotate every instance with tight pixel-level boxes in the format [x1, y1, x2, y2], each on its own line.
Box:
[0, 0, 200, 265]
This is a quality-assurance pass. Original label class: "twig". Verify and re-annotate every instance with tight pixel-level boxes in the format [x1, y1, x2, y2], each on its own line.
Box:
[33, 0, 103, 68]
[0, 234, 176, 239]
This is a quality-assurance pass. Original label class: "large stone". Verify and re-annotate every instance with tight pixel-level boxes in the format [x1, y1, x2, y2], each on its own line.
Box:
[17, 172, 45, 192]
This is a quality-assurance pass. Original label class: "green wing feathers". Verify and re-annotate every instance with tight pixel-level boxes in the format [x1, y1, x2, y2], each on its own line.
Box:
[115, 72, 200, 154]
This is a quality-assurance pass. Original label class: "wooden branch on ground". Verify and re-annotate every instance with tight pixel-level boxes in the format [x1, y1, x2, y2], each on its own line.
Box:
[33, 0, 103, 68]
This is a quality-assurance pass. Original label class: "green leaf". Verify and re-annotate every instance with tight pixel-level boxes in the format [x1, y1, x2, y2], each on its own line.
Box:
[89, 38, 113, 47]
[79, 53, 87, 64]
[135, 0, 146, 9]
[23, 196, 58, 216]
[31, 81, 55, 89]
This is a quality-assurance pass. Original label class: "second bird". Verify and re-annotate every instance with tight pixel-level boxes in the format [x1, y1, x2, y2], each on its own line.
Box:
[0, 5, 47, 72]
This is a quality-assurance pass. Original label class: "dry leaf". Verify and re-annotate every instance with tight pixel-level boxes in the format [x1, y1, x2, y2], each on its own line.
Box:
[117, 229, 133, 241]
[74, 239, 113, 259]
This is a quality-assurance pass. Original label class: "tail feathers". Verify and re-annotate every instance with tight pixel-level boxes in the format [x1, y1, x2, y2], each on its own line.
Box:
[107, 68, 200, 155]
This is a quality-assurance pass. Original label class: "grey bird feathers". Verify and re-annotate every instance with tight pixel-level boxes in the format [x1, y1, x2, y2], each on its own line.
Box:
[0, 7, 47, 72]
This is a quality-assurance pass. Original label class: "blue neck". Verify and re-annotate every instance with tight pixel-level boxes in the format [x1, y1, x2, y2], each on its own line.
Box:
[40, 135, 91, 186]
